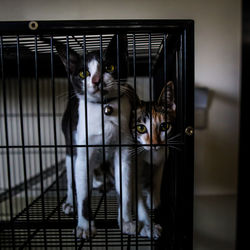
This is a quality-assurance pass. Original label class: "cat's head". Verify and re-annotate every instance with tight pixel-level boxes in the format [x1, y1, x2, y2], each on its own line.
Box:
[131, 81, 176, 151]
[55, 34, 128, 102]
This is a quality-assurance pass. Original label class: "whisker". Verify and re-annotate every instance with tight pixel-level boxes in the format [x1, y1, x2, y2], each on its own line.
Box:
[127, 147, 145, 157]
[56, 89, 78, 101]
[167, 133, 182, 142]
[56, 91, 69, 99]
[130, 149, 145, 159]
[58, 93, 77, 103]
[168, 145, 182, 151]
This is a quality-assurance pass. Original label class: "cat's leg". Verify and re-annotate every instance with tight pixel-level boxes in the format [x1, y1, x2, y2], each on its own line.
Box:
[137, 198, 161, 239]
[75, 147, 97, 240]
[146, 163, 164, 210]
[135, 185, 162, 239]
[114, 148, 137, 235]
[138, 165, 163, 239]
[92, 174, 103, 189]
[62, 154, 75, 214]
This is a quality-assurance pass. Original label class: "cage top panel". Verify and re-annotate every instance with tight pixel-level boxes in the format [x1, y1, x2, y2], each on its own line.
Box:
[0, 34, 168, 61]
[0, 20, 194, 35]
[0, 19, 194, 63]
[0, 33, 181, 77]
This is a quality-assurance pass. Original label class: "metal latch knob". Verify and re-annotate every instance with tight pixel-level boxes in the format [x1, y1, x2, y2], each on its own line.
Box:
[185, 126, 194, 136]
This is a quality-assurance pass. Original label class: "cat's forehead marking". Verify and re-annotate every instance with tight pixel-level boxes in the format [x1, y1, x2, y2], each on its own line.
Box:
[88, 59, 100, 75]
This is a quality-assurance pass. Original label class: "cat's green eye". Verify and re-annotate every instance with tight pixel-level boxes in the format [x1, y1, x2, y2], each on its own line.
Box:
[136, 124, 147, 134]
[79, 70, 90, 79]
[106, 64, 115, 73]
[160, 122, 170, 132]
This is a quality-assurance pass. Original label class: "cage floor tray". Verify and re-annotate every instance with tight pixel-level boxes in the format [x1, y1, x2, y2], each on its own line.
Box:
[0, 172, 155, 249]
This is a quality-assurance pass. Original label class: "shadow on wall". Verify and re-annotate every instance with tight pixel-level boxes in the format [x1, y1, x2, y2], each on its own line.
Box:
[195, 86, 211, 129]
[194, 84, 238, 195]
[195, 85, 238, 129]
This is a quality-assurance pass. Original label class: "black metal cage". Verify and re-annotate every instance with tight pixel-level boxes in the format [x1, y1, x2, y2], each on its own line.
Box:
[0, 20, 194, 249]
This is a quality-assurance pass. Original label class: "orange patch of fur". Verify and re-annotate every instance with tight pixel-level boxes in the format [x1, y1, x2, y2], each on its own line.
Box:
[145, 107, 165, 145]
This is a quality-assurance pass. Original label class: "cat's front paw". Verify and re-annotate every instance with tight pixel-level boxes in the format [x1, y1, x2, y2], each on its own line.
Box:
[62, 202, 74, 215]
[121, 221, 141, 235]
[75, 222, 96, 240]
[140, 223, 162, 240]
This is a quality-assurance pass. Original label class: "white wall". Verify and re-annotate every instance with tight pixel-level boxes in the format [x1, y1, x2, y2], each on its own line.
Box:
[0, 0, 241, 195]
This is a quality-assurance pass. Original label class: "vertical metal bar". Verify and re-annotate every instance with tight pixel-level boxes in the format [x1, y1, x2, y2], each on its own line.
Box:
[100, 34, 108, 249]
[163, 36, 167, 173]
[183, 23, 194, 249]
[174, 35, 183, 244]
[8, 53, 18, 217]
[82, 35, 93, 249]
[237, 3, 249, 248]
[117, 34, 123, 249]
[175, 45, 179, 90]
[179, 34, 184, 141]
[164, 33, 168, 145]
[176, 34, 184, 248]
[35, 35, 47, 249]
[50, 36, 62, 250]
[17, 35, 31, 250]
[66, 35, 78, 249]
[0, 134, 7, 221]
[0, 36, 15, 249]
[163, 34, 167, 96]
[46, 69, 53, 188]
[148, 33, 154, 246]
[163, 33, 169, 246]
[26, 77, 32, 201]
[132, 33, 139, 250]
[45, 45, 53, 188]
[0, 41, 7, 220]
[31, 79, 37, 201]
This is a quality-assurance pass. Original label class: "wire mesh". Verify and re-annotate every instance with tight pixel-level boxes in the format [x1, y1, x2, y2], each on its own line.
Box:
[0, 20, 194, 250]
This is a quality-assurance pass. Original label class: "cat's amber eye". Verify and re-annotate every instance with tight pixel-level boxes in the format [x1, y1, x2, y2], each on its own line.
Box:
[105, 64, 115, 73]
[160, 122, 170, 132]
[79, 70, 90, 79]
[136, 124, 147, 134]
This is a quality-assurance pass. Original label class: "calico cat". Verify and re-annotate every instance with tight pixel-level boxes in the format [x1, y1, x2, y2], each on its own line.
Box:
[131, 81, 176, 239]
[49, 34, 136, 239]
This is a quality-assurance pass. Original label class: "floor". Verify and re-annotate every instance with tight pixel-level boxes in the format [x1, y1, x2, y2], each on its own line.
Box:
[0, 178, 237, 249]
[193, 195, 237, 250]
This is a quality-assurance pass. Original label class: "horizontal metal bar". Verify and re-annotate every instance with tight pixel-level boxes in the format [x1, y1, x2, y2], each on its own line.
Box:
[0, 143, 184, 149]
[0, 113, 63, 118]
[0, 20, 193, 35]
[0, 219, 119, 230]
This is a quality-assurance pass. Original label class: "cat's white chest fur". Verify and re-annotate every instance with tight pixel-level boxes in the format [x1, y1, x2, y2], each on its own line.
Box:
[76, 95, 131, 146]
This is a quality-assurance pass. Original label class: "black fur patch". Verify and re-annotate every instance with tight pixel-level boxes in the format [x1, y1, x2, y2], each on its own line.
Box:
[82, 197, 92, 220]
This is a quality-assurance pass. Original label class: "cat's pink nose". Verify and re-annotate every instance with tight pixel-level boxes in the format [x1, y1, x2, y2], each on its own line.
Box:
[92, 75, 101, 86]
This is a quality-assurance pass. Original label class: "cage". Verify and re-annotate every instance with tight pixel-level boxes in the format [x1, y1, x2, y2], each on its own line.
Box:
[0, 20, 194, 249]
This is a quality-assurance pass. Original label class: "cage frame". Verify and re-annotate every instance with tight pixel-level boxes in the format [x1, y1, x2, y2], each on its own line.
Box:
[0, 20, 194, 249]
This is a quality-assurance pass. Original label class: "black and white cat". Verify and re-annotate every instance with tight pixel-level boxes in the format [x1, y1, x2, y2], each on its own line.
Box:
[53, 35, 136, 239]
[131, 81, 176, 239]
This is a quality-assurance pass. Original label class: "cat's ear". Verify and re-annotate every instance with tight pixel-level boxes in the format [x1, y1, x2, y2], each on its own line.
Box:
[131, 99, 142, 118]
[105, 34, 128, 58]
[39, 37, 80, 74]
[54, 43, 80, 74]
[157, 81, 176, 112]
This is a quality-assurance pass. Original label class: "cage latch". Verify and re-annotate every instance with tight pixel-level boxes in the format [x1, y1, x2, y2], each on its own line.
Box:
[185, 126, 194, 136]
